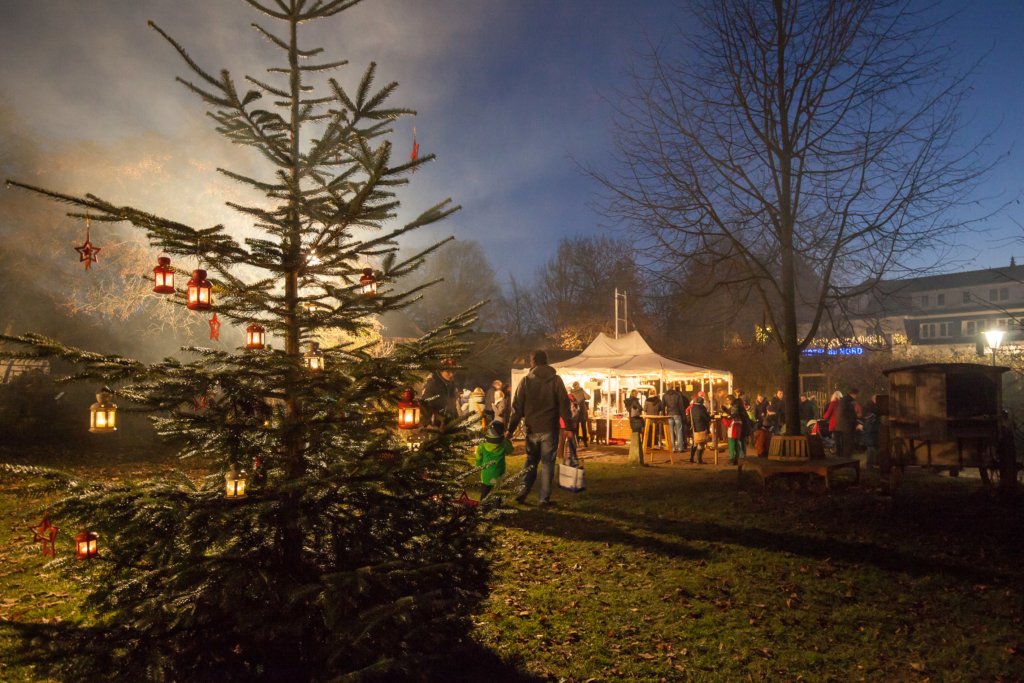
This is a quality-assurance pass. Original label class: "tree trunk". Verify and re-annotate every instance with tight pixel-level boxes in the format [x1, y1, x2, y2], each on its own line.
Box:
[281, 7, 304, 571]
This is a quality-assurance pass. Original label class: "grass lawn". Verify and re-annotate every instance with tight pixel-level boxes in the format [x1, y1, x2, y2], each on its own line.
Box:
[2, 446, 1023, 682]
[472, 452, 1024, 682]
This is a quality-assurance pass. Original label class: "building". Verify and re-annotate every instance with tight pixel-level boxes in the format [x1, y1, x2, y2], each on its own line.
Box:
[846, 264, 1024, 351]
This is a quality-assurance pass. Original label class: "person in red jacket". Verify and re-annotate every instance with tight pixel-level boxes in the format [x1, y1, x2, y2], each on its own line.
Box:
[820, 391, 843, 436]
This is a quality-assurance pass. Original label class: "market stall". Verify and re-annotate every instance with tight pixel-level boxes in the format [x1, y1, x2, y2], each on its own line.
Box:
[511, 331, 733, 446]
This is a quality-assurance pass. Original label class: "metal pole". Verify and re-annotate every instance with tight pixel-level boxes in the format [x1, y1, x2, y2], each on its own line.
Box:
[615, 288, 619, 339]
[624, 292, 628, 334]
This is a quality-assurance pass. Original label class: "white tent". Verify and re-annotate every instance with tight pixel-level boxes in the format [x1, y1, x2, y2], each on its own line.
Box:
[511, 331, 733, 442]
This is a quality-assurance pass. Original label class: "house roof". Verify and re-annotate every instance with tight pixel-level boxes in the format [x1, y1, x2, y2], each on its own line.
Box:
[874, 266, 1024, 295]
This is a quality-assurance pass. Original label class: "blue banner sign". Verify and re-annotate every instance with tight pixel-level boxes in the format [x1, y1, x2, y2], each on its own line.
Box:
[801, 346, 864, 357]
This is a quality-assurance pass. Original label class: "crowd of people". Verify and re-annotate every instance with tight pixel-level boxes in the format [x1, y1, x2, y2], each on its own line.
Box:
[417, 356, 882, 507]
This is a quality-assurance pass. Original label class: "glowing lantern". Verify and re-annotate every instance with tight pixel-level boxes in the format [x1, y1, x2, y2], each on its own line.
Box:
[304, 342, 324, 371]
[153, 257, 175, 294]
[359, 267, 378, 296]
[75, 531, 98, 560]
[398, 388, 420, 429]
[186, 269, 213, 311]
[89, 389, 117, 434]
[225, 465, 248, 498]
[246, 323, 266, 350]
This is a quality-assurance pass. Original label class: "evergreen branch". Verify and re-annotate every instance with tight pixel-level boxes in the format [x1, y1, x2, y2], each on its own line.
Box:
[268, 59, 349, 73]
[148, 22, 222, 90]
[240, 0, 290, 20]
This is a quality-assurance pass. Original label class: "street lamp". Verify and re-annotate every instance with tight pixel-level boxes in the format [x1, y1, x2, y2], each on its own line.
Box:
[985, 329, 1004, 366]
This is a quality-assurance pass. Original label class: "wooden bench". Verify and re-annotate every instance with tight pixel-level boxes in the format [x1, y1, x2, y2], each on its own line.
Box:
[738, 457, 860, 490]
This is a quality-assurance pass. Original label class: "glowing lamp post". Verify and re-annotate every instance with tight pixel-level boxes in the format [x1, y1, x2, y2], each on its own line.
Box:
[246, 324, 266, 350]
[225, 465, 248, 498]
[89, 389, 117, 434]
[186, 269, 213, 311]
[304, 342, 324, 371]
[152, 257, 175, 294]
[359, 267, 378, 296]
[986, 329, 1005, 366]
[398, 388, 420, 429]
[75, 531, 98, 560]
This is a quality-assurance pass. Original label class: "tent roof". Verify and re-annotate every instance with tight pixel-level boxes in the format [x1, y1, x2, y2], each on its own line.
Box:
[550, 331, 731, 378]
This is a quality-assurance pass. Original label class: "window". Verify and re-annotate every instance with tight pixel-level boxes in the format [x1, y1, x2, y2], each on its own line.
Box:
[938, 293, 945, 306]
[996, 318, 1010, 330]
[921, 295, 929, 308]
[1001, 287, 1009, 301]
[923, 323, 952, 339]
[963, 291, 970, 304]
[963, 320, 976, 336]
[990, 288, 998, 302]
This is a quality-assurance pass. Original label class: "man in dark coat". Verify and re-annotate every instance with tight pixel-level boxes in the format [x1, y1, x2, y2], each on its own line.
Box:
[799, 394, 819, 435]
[834, 387, 859, 459]
[570, 381, 591, 448]
[769, 390, 786, 434]
[754, 394, 769, 430]
[688, 396, 711, 464]
[421, 366, 458, 428]
[662, 383, 687, 453]
[506, 350, 572, 507]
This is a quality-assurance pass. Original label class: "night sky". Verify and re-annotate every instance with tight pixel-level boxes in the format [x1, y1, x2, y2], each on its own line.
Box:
[1, 0, 1022, 281]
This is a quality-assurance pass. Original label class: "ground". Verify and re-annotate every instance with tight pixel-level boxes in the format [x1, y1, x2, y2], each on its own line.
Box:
[2, 442, 1023, 682]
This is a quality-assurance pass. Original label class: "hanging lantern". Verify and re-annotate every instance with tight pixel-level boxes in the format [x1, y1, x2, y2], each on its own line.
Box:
[152, 257, 175, 294]
[304, 341, 324, 371]
[359, 267, 378, 296]
[406, 433, 426, 451]
[397, 388, 420, 429]
[225, 465, 248, 498]
[75, 531, 99, 560]
[246, 323, 266, 350]
[186, 269, 213, 311]
[89, 389, 117, 434]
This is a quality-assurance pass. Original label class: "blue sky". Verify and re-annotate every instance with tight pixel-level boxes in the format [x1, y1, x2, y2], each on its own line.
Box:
[1, 0, 1022, 282]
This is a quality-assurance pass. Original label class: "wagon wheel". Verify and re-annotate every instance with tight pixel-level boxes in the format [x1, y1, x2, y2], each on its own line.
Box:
[888, 438, 907, 491]
[991, 452, 1021, 493]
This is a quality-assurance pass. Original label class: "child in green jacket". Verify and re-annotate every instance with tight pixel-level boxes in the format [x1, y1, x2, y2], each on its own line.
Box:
[476, 419, 513, 499]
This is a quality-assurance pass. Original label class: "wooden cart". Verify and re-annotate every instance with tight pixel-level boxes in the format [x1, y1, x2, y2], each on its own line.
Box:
[881, 363, 1018, 491]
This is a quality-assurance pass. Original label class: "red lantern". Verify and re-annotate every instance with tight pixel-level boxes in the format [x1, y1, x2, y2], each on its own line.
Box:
[359, 267, 378, 296]
[187, 269, 213, 311]
[246, 323, 266, 350]
[75, 531, 98, 560]
[153, 257, 175, 294]
[398, 388, 420, 429]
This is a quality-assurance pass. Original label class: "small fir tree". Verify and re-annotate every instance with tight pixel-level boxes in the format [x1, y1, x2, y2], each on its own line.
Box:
[0, 1, 494, 680]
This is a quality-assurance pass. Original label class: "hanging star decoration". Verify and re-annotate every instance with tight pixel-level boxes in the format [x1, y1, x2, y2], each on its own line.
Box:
[29, 516, 59, 558]
[209, 312, 221, 341]
[74, 218, 101, 270]
[410, 124, 419, 173]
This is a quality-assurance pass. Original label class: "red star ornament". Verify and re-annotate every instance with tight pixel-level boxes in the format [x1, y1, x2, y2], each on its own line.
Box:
[74, 227, 101, 270]
[29, 517, 59, 558]
[410, 125, 419, 173]
[209, 312, 221, 341]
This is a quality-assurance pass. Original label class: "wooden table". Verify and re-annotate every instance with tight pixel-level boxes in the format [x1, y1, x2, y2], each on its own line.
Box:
[737, 457, 860, 490]
[641, 415, 676, 465]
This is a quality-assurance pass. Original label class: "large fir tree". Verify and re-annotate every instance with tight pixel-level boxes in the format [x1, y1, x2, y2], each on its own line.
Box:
[1, 1, 494, 680]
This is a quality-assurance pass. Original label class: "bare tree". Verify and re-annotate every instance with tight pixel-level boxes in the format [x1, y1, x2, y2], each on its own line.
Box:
[405, 239, 499, 331]
[592, 0, 999, 433]
[531, 234, 642, 342]
[492, 274, 538, 346]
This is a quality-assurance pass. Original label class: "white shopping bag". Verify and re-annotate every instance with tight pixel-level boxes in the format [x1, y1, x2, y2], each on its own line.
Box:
[558, 462, 586, 493]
